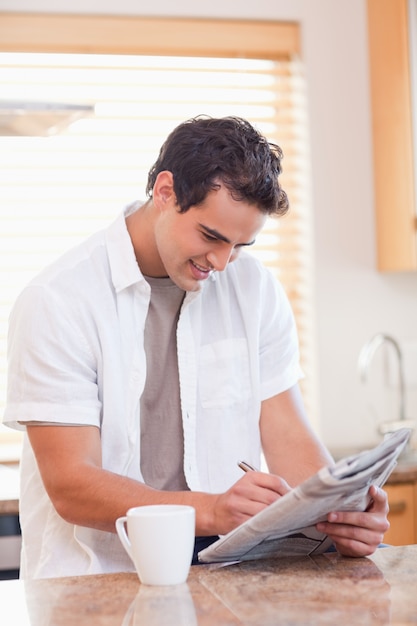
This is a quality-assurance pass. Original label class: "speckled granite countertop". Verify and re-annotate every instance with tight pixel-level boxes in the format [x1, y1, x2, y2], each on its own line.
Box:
[1, 545, 417, 625]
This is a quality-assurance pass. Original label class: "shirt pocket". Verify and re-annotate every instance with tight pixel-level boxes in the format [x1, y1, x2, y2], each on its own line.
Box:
[199, 338, 251, 409]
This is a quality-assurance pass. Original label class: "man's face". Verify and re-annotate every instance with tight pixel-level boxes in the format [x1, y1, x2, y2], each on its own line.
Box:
[154, 184, 267, 292]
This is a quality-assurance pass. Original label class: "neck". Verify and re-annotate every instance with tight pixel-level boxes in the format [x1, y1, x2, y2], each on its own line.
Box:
[126, 200, 167, 277]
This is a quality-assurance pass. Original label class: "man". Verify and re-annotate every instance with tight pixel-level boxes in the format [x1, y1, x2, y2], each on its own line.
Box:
[3, 116, 388, 579]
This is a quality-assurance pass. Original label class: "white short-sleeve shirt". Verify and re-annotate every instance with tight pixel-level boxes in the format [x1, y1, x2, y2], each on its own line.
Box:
[2, 206, 303, 578]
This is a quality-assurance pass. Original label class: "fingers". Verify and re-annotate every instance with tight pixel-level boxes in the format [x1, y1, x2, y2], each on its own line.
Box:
[213, 471, 291, 535]
[228, 471, 290, 518]
[316, 486, 390, 557]
[366, 484, 390, 514]
[241, 470, 292, 500]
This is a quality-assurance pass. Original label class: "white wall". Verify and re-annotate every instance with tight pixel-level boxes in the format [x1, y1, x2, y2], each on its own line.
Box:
[2, 0, 417, 450]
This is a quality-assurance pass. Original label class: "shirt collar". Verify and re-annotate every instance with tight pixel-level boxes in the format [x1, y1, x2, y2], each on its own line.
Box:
[105, 202, 146, 293]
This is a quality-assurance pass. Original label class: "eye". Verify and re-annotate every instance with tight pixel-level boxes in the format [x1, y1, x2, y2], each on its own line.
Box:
[202, 232, 218, 242]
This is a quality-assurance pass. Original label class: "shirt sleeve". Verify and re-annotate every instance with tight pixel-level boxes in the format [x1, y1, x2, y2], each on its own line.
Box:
[3, 283, 102, 431]
[258, 267, 304, 401]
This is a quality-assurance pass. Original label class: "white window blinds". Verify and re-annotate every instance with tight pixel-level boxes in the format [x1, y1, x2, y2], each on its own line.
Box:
[0, 44, 317, 436]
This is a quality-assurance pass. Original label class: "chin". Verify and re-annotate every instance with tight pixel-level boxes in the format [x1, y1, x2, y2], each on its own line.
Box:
[171, 269, 203, 292]
[177, 277, 201, 293]
[188, 281, 202, 293]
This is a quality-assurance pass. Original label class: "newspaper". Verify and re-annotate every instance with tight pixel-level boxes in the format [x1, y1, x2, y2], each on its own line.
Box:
[198, 427, 411, 564]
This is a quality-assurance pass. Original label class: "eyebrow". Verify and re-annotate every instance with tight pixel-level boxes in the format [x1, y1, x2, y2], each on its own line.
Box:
[199, 223, 256, 247]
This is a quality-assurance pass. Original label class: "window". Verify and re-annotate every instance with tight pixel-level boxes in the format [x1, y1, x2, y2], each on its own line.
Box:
[0, 15, 317, 444]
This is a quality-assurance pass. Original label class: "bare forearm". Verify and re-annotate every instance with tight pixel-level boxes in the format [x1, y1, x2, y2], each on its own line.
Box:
[25, 425, 218, 535]
[45, 463, 291, 538]
[50, 464, 217, 535]
[264, 433, 333, 485]
[260, 386, 334, 486]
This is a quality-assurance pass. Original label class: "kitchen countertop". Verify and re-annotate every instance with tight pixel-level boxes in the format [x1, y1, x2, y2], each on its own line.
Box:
[385, 462, 417, 484]
[1, 545, 416, 625]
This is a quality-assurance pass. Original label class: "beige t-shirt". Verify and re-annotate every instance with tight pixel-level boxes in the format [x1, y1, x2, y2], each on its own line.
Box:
[140, 276, 188, 490]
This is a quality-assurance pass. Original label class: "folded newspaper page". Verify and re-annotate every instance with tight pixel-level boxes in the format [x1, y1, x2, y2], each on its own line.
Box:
[198, 427, 411, 564]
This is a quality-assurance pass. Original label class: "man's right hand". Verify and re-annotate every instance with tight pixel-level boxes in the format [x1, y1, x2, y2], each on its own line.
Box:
[210, 470, 292, 535]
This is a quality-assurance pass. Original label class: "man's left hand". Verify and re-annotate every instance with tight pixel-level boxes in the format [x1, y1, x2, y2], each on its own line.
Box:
[316, 485, 390, 557]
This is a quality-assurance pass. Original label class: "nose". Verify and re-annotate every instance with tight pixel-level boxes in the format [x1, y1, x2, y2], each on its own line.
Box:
[206, 246, 236, 271]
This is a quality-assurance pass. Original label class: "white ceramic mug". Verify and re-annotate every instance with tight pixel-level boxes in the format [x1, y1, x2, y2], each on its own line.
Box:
[115, 505, 195, 586]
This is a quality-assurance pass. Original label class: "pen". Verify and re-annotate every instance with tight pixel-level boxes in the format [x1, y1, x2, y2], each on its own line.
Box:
[238, 460, 258, 473]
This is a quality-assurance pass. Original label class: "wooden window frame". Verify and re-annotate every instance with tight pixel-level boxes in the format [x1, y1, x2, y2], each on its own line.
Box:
[0, 12, 299, 60]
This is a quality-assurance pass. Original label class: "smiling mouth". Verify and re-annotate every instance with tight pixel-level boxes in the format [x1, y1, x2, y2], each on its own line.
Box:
[190, 259, 213, 280]
[191, 260, 211, 273]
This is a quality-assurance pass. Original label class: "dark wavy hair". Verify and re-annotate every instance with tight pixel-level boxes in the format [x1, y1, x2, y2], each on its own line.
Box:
[146, 116, 289, 216]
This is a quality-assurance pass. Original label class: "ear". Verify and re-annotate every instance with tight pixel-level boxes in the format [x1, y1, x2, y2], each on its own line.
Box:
[152, 171, 176, 211]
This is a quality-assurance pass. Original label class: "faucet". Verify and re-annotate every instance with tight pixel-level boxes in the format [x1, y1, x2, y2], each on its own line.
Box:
[358, 333, 406, 425]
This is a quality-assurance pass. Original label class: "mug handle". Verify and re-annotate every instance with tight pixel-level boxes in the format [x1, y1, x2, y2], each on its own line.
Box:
[115, 516, 134, 561]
